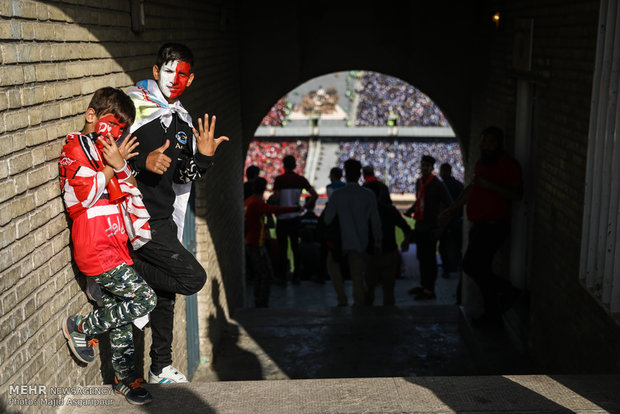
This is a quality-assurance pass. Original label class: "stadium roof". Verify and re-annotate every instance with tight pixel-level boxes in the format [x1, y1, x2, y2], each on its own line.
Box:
[255, 70, 455, 138]
[254, 125, 455, 138]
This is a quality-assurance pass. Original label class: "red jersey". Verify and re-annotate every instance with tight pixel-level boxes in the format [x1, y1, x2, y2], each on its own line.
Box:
[59, 133, 133, 276]
[244, 195, 297, 246]
[466, 153, 522, 223]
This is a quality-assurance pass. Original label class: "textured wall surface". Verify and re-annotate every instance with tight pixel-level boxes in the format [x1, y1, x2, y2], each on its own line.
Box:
[470, 0, 620, 372]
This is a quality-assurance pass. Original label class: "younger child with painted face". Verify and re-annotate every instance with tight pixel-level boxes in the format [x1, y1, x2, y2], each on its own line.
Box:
[59, 87, 156, 405]
[126, 43, 229, 384]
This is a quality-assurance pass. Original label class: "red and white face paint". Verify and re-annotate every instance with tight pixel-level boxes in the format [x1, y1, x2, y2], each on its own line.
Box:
[94, 114, 127, 151]
[158, 60, 192, 99]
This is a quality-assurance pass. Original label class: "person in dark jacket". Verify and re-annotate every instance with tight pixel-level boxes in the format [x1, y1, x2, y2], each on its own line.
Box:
[366, 184, 413, 306]
[404, 155, 453, 300]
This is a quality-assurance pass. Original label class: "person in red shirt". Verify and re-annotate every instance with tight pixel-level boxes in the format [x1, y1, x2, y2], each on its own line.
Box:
[272, 155, 318, 285]
[245, 177, 300, 307]
[440, 126, 522, 328]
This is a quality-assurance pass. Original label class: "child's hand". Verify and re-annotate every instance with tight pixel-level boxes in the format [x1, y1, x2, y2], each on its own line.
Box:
[193, 114, 229, 156]
[118, 135, 139, 161]
[98, 134, 125, 170]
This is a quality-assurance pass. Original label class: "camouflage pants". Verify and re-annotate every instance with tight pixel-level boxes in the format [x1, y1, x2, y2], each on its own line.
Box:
[81, 263, 157, 379]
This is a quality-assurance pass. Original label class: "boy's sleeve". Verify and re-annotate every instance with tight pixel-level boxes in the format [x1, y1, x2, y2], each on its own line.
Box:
[174, 133, 214, 184]
[59, 143, 106, 210]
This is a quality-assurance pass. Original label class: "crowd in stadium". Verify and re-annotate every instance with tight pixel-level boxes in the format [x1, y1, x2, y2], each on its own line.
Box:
[355, 72, 448, 127]
[244, 139, 463, 195]
[258, 71, 448, 128]
[244, 140, 308, 189]
[336, 140, 463, 194]
[260, 97, 291, 126]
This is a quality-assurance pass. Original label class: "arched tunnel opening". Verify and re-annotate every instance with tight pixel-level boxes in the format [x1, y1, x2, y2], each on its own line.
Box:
[207, 71, 536, 382]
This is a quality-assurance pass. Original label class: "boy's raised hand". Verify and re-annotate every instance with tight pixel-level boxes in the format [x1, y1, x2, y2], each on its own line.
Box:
[193, 114, 229, 156]
[98, 134, 126, 170]
[118, 135, 140, 161]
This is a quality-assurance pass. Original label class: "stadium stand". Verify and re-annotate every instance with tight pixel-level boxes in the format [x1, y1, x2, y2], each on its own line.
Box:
[355, 72, 448, 127]
[244, 140, 309, 191]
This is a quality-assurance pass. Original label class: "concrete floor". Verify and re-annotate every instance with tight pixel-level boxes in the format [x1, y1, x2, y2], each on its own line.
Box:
[54, 251, 620, 413]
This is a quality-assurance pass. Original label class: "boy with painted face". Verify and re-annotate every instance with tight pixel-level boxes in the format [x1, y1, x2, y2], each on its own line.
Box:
[59, 87, 156, 405]
[126, 43, 229, 384]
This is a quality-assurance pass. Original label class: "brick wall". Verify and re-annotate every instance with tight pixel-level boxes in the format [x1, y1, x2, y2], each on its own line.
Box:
[472, 0, 620, 372]
[0, 0, 243, 411]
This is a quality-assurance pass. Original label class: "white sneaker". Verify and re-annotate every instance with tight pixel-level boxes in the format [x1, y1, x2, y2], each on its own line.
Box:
[148, 365, 188, 384]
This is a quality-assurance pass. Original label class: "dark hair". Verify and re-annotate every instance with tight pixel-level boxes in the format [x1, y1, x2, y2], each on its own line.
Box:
[246, 165, 260, 180]
[362, 165, 375, 177]
[88, 87, 135, 125]
[344, 158, 362, 182]
[481, 126, 504, 150]
[252, 177, 267, 194]
[283, 155, 296, 171]
[156, 43, 194, 68]
[329, 167, 343, 179]
[440, 163, 452, 174]
[421, 155, 436, 165]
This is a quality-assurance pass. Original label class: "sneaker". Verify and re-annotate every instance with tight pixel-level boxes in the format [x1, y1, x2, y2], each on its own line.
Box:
[62, 316, 98, 364]
[148, 365, 188, 384]
[114, 375, 152, 405]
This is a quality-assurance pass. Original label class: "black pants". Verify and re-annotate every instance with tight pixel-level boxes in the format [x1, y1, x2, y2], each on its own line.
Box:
[132, 217, 207, 374]
[439, 220, 462, 273]
[416, 230, 438, 292]
[462, 220, 510, 316]
[275, 217, 300, 280]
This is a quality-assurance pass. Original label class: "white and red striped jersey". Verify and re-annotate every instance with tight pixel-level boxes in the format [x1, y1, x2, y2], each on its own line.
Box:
[59, 132, 144, 276]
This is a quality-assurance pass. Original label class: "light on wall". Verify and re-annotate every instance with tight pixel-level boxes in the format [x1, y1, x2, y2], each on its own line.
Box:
[492, 12, 500, 29]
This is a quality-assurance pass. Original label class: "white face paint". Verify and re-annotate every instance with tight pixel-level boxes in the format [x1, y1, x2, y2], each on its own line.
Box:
[158, 60, 179, 99]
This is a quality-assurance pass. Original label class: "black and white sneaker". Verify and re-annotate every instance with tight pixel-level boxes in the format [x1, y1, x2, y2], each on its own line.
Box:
[62, 316, 97, 363]
[114, 375, 152, 405]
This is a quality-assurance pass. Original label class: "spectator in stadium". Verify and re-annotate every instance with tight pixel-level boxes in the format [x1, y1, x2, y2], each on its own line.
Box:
[245, 177, 300, 307]
[440, 126, 522, 328]
[365, 184, 413, 306]
[438, 163, 464, 279]
[405, 155, 453, 301]
[272, 154, 318, 285]
[326, 167, 346, 200]
[244, 165, 260, 200]
[363, 164, 392, 204]
[323, 158, 382, 306]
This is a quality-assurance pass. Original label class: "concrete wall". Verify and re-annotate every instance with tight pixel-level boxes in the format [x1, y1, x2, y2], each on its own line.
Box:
[0, 0, 244, 411]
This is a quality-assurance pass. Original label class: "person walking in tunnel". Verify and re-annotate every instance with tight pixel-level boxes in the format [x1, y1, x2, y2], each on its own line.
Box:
[440, 126, 522, 328]
[365, 183, 413, 306]
[272, 154, 318, 285]
[405, 155, 453, 300]
[438, 162, 464, 279]
[125, 43, 229, 383]
[323, 158, 382, 306]
[362, 164, 392, 205]
[59, 87, 156, 405]
[245, 177, 301, 307]
[244, 164, 260, 200]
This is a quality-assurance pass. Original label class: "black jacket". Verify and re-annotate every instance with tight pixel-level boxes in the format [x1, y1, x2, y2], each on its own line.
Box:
[129, 113, 213, 220]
